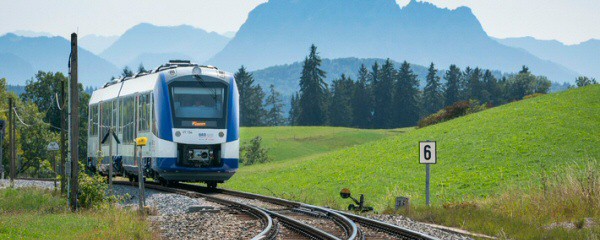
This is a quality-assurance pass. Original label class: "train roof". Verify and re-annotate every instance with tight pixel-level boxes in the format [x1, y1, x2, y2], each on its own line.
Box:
[89, 60, 233, 105]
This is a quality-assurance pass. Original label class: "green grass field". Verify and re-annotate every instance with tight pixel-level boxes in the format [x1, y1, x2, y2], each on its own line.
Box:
[0, 188, 154, 239]
[225, 85, 600, 210]
[239, 126, 405, 162]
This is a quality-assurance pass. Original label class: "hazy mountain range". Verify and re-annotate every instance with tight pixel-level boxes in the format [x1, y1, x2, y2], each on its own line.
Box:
[209, 0, 579, 83]
[79, 34, 119, 55]
[495, 37, 600, 80]
[1, 0, 597, 88]
[100, 23, 230, 69]
[0, 33, 118, 86]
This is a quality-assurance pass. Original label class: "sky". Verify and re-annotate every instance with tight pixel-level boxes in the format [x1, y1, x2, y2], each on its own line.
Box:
[0, 0, 598, 45]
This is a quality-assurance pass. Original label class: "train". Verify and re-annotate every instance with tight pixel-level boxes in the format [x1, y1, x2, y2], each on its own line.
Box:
[87, 60, 239, 188]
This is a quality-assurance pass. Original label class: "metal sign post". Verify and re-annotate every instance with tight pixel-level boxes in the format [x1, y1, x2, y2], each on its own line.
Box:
[419, 141, 437, 206]
[47, 142, 60, 189]
[135, 137, 148, 215]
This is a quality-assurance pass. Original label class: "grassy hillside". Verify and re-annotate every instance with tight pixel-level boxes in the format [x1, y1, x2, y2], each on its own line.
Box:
[239, 126, 404, 162]
[225, 86, 600, 210]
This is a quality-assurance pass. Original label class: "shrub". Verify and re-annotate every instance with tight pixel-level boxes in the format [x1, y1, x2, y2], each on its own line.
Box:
[240, 136, 270, 166]
[78, 173, 107, 208]
[418, 100, 487, 128]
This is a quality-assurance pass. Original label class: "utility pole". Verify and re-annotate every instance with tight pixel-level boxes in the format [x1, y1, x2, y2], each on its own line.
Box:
[60, 78, 66, 194]
[8, 97, 15, 184]
[69, 33, 80, 211]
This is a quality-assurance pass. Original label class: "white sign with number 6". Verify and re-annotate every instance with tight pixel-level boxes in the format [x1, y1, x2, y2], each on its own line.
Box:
[420, 141, 437, 164]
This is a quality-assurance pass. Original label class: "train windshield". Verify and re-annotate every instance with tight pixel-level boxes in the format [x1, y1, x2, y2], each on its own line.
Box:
[170, 81, 228, 128]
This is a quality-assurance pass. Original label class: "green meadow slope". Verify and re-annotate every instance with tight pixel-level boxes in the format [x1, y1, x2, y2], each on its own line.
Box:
[225, 86, 600, 210]
[239, 127, 404, 162]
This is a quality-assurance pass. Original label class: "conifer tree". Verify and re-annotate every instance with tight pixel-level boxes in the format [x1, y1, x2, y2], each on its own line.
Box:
[264, 84, 285, 126]
[329, 74, 355, 127]
[373, 59, 395, 129]
[394, 61, 420, 127]
[235, 66, 266, 126]
[467, 67, 483, 101]
[422, 63, 444, 116]
[297, 45, 328, 126]
[351, 64, 372, 128]
[444, 64, 462, 106]
[121, 66, 133, 78]
[482, 70, 499, 104]
[137, 64, 147, 74]
[289, 93, 300, 125]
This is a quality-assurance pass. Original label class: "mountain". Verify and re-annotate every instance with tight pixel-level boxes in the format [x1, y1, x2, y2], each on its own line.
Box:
[0, 33, 119, 86]
[208, 0, 578, 83]
[495, 37, 600, 80]
[80, 34, 119, 55]
[101, 23, 230, 68]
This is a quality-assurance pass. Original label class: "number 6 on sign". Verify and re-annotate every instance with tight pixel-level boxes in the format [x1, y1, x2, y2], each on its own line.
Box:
[419, 141, 437, 164]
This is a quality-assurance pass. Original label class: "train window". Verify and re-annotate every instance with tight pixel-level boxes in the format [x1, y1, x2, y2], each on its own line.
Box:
[171, 87, 225, 119]
[121, 96, 135, 144]
[101, 101, 112, 145]
[152, 94, 158, 135]
[138, 93, 151, 132]
[89, 104, 98, 136]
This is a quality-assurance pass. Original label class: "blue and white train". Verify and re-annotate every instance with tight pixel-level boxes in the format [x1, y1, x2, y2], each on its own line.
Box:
[87, 60, 239, 187]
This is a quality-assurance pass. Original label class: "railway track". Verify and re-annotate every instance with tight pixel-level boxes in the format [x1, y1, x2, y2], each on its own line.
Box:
[14, 178, 440, 239]
[175, 183, 439, 240]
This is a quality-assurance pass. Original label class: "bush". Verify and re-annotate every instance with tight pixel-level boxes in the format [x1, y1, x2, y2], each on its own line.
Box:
[418, 100, 487, 128]
[240, 136, 270, 166]
[78, 173, 107, 208]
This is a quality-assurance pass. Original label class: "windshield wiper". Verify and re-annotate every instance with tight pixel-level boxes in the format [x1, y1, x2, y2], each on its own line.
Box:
[193, 75, 218, 103]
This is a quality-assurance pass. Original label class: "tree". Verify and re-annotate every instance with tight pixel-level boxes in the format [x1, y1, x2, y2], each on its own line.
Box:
[137, 64, 147, 74]
[504, 67, 551, 101]
[235, 66, 266, 126]
[372, 60, 395, 128]
[121, 66, 133, 78]
[240, 136, 270, 165]
[289, 93, 300, 125]
[20, 71, 68, 131]
[329, 74, 355, 127]
[264, 85, 285, 126]
[481, 70, 500, 105]
[351, 65, 372, 128]
[297, 45, 328, 126]
[422, 63, 444, 116]
[576, 76, 598, 87]
[394, 61, 420, 127]
[444, 64, 462, 106]
[466, 67, 483, 101]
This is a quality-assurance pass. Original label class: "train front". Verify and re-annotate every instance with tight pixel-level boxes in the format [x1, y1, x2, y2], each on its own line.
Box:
[153, 66, 239, 187]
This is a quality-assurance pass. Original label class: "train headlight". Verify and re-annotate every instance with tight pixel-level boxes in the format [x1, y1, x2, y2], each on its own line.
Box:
[192, 66, 202, 76]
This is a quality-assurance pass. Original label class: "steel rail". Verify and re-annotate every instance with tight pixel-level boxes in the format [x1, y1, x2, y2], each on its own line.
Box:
[334, 211, 440, 240]
[179, 183, 360, 240]
[181, 183, 439, 240]
[113, 181, 279, 240]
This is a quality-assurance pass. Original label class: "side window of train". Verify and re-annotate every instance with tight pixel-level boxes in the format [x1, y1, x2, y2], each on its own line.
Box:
[138, 93, 151, 132]
[152, 94, 158, 135]
[101, 101, 112, 145]
[89, 104, 98, 136]
[121, 96, 135, 144]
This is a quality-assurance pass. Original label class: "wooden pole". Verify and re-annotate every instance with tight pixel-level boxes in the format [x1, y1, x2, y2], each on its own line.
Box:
[69, 32, 80, 211]
[8, 97, 15, 184]
[60, 78, 66, 194]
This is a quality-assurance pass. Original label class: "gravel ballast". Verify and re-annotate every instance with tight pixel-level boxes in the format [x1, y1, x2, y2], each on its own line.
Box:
[110, 183, 264, 239]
